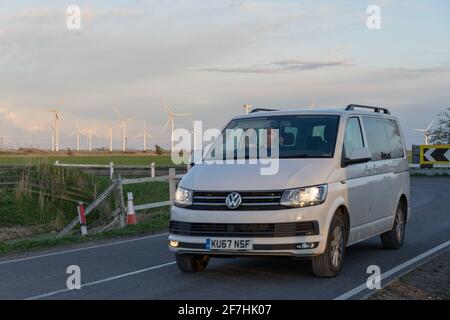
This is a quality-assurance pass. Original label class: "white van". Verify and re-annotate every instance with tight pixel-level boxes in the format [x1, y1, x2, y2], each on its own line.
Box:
[168, 105, 410, 277]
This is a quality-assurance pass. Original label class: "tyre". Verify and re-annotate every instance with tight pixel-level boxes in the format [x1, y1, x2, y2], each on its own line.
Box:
[380, 202, 406, 249]
[312, 214, 347, 278]
[175, 253, 210, 273]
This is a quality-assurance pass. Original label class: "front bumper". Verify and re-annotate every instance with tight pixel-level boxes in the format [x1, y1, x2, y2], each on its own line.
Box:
[168, 234, 322, 257]
[168, 204, 331, 257]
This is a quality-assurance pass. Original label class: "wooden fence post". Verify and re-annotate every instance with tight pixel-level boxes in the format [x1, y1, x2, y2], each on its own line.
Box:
[116, 176, 126, 227]
[169, 168, 176, 203]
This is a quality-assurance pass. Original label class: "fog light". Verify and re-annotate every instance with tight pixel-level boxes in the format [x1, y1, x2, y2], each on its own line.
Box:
[169, 240, 179, 248]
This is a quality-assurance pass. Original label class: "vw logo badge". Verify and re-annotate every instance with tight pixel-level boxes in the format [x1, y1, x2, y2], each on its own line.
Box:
[225, 192, 242, 210]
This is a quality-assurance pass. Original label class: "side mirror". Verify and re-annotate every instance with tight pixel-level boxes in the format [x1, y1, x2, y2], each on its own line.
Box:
[342, 147, 372, 166]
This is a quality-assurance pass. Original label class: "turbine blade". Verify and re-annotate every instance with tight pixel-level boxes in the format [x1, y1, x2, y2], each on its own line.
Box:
[161, 98, 173, 115]
[426, 120, 435, 131]
[174, 113, 192, 117]
[113, 106, 123, 119]
[162, 117, 171, 133]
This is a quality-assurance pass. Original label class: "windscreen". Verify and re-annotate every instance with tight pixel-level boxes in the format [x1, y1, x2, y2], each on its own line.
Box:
[204, 115, 340, 160]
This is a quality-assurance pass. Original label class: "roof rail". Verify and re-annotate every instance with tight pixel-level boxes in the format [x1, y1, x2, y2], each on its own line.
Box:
[346, 104, 390, 114]
[249, 108, 279, 113]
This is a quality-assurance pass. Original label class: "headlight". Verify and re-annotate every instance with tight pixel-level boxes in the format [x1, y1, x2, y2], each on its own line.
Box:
[280, 184, 328, 208]
[174, 187, 193, 207]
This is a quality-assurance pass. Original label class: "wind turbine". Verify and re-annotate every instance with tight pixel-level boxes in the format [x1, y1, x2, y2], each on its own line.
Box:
[310, 98, 316, 110]
[162, 102, 191, 152]
[136, 120, 153, 152]
[36, 108, 61, 152]
[68, 119, 83, 151]
[243, 104, 252, 114]
[414, 120, 434, 145]
[114, 107, 136, 152]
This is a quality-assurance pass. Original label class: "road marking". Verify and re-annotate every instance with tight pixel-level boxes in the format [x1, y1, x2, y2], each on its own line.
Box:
[0, 233, 168, 266]
[25, 261, 176, 300]
[334, 240, 450, 300]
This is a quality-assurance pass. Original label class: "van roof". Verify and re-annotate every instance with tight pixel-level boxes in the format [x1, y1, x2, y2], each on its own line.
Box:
[234, 106, 396, 120]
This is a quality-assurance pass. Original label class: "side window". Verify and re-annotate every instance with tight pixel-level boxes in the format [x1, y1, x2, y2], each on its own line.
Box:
[362, 117, 391, 161]
[384, 119, 405, 159]
[344, 117, 364, 157]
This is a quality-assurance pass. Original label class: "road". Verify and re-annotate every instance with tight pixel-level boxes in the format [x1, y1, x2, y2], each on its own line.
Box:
[1, 177, 449, 300]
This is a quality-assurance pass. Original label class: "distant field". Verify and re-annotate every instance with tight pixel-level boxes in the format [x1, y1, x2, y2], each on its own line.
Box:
[0, 155, 174, 166]
[0, 150, 413, 165]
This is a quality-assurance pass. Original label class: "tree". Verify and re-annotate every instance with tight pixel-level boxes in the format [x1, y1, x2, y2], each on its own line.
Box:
[430, 108, 450, 144]
[155, 144, 164, 155]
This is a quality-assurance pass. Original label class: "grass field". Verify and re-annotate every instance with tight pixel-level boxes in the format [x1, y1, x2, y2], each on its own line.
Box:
[0, 155, 174, 166]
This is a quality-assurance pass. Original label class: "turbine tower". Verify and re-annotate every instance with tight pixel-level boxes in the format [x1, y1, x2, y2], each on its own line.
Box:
[83, 128, 95, 152]
[162, 102, 191, 152]
[107, 126, 114, 152]
[136, 120, 154, 151]
[310, 98, 316, 109]
[414, 120, 435, 145]
[68, 119, 83, 151]
[51, 119, 55, 151]
[114, 107, 136, 152]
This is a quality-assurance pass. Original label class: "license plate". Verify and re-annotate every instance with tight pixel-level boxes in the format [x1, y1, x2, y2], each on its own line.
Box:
[206, 238, 253, 250]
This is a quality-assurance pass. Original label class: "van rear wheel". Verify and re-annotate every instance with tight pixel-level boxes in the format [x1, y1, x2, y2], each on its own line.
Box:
[380, 202, 406, 249]
[312, 214, 347, 278]
[175, 253, 210, 273]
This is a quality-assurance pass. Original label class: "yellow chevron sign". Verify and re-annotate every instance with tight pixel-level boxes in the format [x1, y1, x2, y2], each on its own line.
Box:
[420, 145, 450, 164]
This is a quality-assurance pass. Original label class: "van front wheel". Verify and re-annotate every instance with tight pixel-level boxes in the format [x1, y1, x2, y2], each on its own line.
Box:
[175, 254, 210, 273]
[312, 214, 347, 278]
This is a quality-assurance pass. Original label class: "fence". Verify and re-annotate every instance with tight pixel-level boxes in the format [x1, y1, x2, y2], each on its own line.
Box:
[53, 161, 187, 178]
[58, 167, 186, 237]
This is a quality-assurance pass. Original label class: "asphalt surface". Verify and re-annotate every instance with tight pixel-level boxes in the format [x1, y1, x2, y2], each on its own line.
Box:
[0, 176, 449, 300]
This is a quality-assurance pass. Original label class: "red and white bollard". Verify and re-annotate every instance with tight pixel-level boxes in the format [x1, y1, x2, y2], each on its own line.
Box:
[126, 192, 137, 225]
[77, 202, 88, 236]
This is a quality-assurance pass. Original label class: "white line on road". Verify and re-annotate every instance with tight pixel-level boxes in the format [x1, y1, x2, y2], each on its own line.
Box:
[334, 240, 450, 300]
[0, 233, 168, 266]
[25, 261, 176, 300]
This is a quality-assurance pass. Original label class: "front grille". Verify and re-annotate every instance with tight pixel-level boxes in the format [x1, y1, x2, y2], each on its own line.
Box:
[187, 190, 286, 211]
[169, 221, 319, 238]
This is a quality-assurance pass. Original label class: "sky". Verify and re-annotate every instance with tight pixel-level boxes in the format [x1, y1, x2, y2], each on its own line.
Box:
[0, 0, 449, 150]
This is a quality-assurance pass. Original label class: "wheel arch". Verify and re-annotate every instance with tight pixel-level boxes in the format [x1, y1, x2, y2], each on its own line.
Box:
[398, 194, 408, 223]
[335, 205, 350, 243]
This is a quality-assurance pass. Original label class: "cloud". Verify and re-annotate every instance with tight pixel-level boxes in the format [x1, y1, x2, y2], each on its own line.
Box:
[197, 60, 352, 74]
[386, 67, 450, 73]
